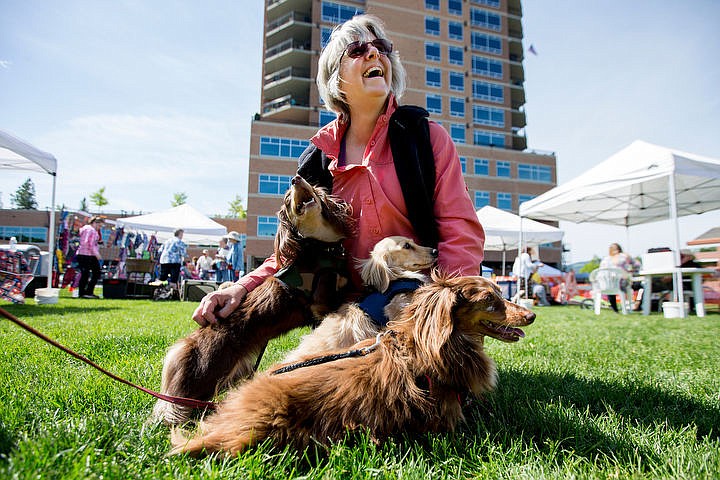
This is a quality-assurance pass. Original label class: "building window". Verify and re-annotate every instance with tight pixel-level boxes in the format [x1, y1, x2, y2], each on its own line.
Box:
[321, 1, 363, 23]
[519, 194, 535, 205]
[425, 16, 440, 36]
[472, 55, 503, 78]
[426, 67, 442, 87]
[319, 110, 336, 127]
[473, 105, 504, 127]
[474, 191, 490, 208]
[518, 164, 553, 183]
[459, 156, 467, 173]
[471, 0, 500, 7]
[449, 97, 465, 118]
[257, 216, 278, 238]
[425, 42, 441, 62]
[259, 137, 310, 158]
[426, 94, 442, 114]
[0, 226, 47, 243]
[474, 158, 489, 176]
[450, 123, 466, 144]
[449, 71, 465, 91]
[496, 161, 511, 178]
[470, 8, 501, 31]
[448, 21, 463, 41]
[497, 192, 512, 210]
[258, 174, 293, 195]
[321, 27, 333, 49]
[425, 0, 440, 10]
[472, 80, 504, 103]
[471, 32, 502, 55]
[448, 0, 462, 16]
[448, 45, 464, 65]
[474, 130, 505, 147]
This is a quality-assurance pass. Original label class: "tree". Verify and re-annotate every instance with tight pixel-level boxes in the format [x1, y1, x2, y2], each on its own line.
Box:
[172, 192, 188, 207]
[90, 187, 109, 211]
[79, 197, 89, 212]
[10, 178, 38, 209]
[227, 194, 246, 219]
[580, 256, 601, 274]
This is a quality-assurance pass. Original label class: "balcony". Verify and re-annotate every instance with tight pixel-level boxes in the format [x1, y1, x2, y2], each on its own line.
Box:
[265, 38, 313, 73]
[266, 11, 312, 48]
[510, 85, 526, 109]
[262, 94, 311, 124]
[511, 107, 527, 129]
[267, 0, 312, 20]
[511, 128, 527, 151]
[263, 66, 312, 102]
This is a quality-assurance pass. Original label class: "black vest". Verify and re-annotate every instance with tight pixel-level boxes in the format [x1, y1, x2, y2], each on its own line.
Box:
[296, 105, 439, 248]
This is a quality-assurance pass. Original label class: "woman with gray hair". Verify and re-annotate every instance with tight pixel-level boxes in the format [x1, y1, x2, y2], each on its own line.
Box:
[193, 14, 485, 325]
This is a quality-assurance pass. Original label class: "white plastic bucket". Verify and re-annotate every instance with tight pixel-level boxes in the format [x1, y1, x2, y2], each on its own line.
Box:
[662, 301, 688, 318]
[34, 288, 60, 305]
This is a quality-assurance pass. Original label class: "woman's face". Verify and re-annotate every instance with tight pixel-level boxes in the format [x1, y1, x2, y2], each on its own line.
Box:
[338, 34, 392, 109]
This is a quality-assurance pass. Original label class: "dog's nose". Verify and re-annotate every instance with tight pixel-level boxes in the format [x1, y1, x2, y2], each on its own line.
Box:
[524, 311, 536, 324]
[291, 175, 301, 185]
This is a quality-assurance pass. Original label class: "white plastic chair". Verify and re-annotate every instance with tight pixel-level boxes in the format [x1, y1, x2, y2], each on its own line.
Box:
[589, 267, 633, 315]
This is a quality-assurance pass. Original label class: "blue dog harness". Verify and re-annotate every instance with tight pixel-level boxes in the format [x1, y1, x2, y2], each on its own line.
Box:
[358, 279, 424, 327]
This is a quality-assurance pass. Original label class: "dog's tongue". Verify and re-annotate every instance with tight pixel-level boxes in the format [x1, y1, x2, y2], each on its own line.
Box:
[497, 326, 525, 341]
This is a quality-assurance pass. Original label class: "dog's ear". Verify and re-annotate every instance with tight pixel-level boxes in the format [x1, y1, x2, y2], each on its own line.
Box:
[323, 193, 355, 237]
[360, 255, 392, 292]
[410, 284, 456, 363]
[274, 207, 300, 267]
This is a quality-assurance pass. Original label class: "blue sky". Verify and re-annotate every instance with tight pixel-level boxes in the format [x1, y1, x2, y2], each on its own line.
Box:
[1, 0, 718, 262]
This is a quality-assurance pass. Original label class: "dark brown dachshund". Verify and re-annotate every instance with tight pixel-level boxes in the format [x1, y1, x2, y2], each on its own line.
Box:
[152, 175, 354, 425]
[170, 273, 536, 455]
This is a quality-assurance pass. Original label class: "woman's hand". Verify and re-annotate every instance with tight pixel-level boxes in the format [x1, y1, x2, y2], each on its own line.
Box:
[192, 283, 248, 326]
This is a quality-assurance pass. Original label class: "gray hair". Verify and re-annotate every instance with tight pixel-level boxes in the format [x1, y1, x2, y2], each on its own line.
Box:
[317, 14, 406, 121]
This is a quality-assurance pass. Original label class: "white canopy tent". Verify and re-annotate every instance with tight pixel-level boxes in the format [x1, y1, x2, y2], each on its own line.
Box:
[476, 205, 564, 275]
[520, 140, 720, 315]
[0, 130, 58, 289]
[116, 204, 227, 245]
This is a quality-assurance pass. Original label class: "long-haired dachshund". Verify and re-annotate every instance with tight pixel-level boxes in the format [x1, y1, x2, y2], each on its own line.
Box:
[281, 235, 437, 364]
[151, 175, 355, 425]
[170, 272, 536, 456]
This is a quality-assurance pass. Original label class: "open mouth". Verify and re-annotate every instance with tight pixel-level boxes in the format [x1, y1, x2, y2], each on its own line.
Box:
[292, 187, 317, 216]
[363, 66, 384, 78]
[479, 320, 525, 342]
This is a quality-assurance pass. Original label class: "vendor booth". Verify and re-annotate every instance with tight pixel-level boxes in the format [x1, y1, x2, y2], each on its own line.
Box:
[0, 130, 58, 303]
[520, 140, 720, 317]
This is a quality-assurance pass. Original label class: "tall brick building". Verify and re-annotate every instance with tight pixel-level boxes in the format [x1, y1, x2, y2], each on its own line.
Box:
[245, 0, 559, 273]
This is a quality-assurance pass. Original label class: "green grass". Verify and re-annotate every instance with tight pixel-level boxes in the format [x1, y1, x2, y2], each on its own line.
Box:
[0, 293, 718, 479]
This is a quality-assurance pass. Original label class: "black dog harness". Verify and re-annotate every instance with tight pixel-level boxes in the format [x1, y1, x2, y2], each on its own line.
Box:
[358, 279, 424, 327]
[273, 239, 348, 302]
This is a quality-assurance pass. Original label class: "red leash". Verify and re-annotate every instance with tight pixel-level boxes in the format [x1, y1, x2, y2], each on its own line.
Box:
[0, 306, 216, 411]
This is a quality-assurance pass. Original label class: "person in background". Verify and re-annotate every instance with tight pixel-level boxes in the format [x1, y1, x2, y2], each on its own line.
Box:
[195, 249, 214, 280]
[157, 229, 187, 290]
[224, 231, 244, 281]
[214, 237, 231, 283]
[513, 247, 541, 294]
[76, 216, 103, 299]
[600, 242, 641, 312]
[193, 14, 484, 325]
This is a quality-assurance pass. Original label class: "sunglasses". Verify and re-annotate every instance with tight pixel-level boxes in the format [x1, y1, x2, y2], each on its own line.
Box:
[343, 38, 393, 59]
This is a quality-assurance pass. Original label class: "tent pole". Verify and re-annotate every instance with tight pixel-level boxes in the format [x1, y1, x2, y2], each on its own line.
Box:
[517, 217, 524, 300]
[46, 173, 57, 290]
[668, 173, 685, 316]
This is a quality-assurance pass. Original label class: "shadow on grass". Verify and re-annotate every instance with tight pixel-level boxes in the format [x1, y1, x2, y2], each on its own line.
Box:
[458, 367, 719, 466]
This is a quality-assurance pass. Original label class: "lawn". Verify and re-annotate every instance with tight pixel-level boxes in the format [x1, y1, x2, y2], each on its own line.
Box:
[0, 293, 718, 479]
